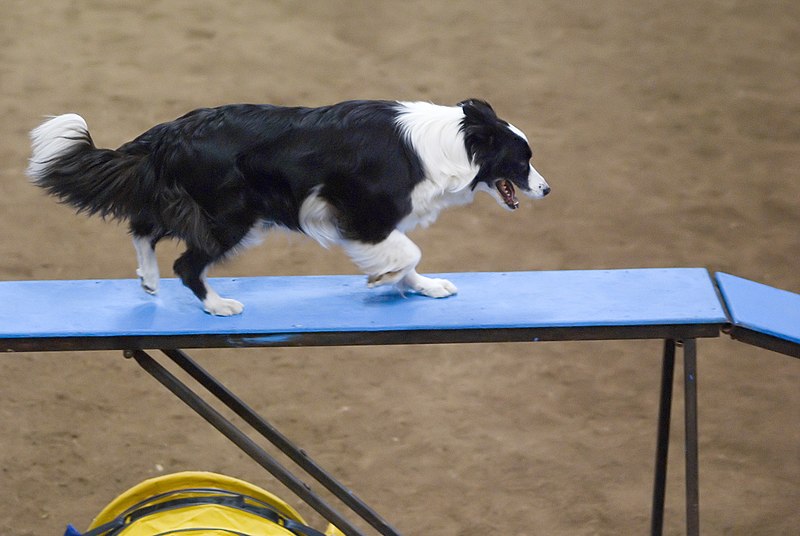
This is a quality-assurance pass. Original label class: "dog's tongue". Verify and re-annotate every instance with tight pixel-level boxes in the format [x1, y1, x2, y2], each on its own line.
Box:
[496, 179, 519, 209]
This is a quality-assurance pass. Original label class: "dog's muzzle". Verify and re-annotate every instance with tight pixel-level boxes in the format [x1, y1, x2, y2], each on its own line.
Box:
[524, 164, 550, 201]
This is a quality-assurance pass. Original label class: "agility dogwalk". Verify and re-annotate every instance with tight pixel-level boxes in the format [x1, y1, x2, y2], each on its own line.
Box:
[2, 268, 797, 536]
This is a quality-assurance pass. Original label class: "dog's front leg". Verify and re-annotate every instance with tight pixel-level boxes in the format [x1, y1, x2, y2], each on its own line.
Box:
[342, 230, 420, 287]
[341, 230, 456, 298]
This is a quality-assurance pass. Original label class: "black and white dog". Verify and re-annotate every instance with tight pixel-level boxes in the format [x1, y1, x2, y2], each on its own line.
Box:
[27, 99, 550, 315]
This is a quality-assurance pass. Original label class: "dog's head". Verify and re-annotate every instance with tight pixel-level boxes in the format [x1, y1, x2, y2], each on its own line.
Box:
[459, 99, 550, 210]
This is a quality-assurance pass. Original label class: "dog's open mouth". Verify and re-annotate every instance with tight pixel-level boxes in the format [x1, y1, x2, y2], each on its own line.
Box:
[495, 179, 519, 209]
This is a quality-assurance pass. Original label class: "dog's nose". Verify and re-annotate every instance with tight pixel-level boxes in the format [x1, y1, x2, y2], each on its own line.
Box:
[542, 186, 551, 196]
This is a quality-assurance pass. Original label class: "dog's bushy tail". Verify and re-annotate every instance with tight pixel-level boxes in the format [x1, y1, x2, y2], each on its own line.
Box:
[26, 114, 149, 220]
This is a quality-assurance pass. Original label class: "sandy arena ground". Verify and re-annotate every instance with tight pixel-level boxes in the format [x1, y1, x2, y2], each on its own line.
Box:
[1, 1, 798, 535]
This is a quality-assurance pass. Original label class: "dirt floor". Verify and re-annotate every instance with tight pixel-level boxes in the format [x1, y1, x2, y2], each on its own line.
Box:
[1, 1, 799, 534]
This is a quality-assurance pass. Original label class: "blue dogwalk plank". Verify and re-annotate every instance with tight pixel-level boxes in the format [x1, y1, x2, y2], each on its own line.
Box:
[0, 268, 726, 349]
[715, 272, 800, 357]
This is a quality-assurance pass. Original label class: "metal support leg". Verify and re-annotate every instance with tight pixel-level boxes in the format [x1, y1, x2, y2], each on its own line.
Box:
[651, 339, 675, 536]
[160, 348, 402, 536]
[126, 349, 399, 536]
[683, 339, 699, 536]
[651, 339, 700, 536]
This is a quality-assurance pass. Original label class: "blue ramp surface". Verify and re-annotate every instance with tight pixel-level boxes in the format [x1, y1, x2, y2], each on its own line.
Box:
[0, 268, 726, 351]
[715, 272, 800, 358]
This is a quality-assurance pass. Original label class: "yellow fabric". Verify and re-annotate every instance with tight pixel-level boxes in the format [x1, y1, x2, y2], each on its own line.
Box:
[109, 504, 296, 535]
[87, 471, 308, 535]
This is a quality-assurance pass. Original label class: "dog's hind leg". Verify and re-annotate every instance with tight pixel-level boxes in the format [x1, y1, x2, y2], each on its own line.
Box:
[173, 247, 244, 316]
[132, 234, 161, 294]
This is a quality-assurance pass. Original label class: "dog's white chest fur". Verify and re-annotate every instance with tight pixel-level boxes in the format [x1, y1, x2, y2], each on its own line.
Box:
[399, 180, 476, 232]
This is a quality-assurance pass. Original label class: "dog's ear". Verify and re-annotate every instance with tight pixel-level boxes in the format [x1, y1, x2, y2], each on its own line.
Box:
[458, 99, 497, 120]
[460, 99, 499, 157]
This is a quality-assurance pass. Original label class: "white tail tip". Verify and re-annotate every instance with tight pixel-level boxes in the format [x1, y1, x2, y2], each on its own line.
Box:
[27, 113, 90, 180]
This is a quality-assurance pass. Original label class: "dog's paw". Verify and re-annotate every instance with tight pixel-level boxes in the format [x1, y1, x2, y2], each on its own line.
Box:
[139, 279, 159, 294]
[404, 275, 458, 298]
[203, 296, 245, 316]
[136, 268, 159, 295]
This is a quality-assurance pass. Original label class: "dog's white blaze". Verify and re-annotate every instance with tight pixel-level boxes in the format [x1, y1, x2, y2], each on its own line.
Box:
[298, 186, 341, 248]
[506, 122, 550, 198]
[27, 114, 90, 180]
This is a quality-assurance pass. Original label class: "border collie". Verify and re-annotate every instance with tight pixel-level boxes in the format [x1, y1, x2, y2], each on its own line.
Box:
[27, 99, 550, 315]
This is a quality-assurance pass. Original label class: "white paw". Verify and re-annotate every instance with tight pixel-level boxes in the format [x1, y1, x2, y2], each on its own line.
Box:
[137, 268, 159, 294]
[203, 296, 245, 316]
[405, 276, 458, 298]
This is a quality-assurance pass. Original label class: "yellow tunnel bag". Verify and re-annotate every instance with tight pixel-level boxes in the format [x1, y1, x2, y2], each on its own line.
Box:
[72, 471, 339, 536]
